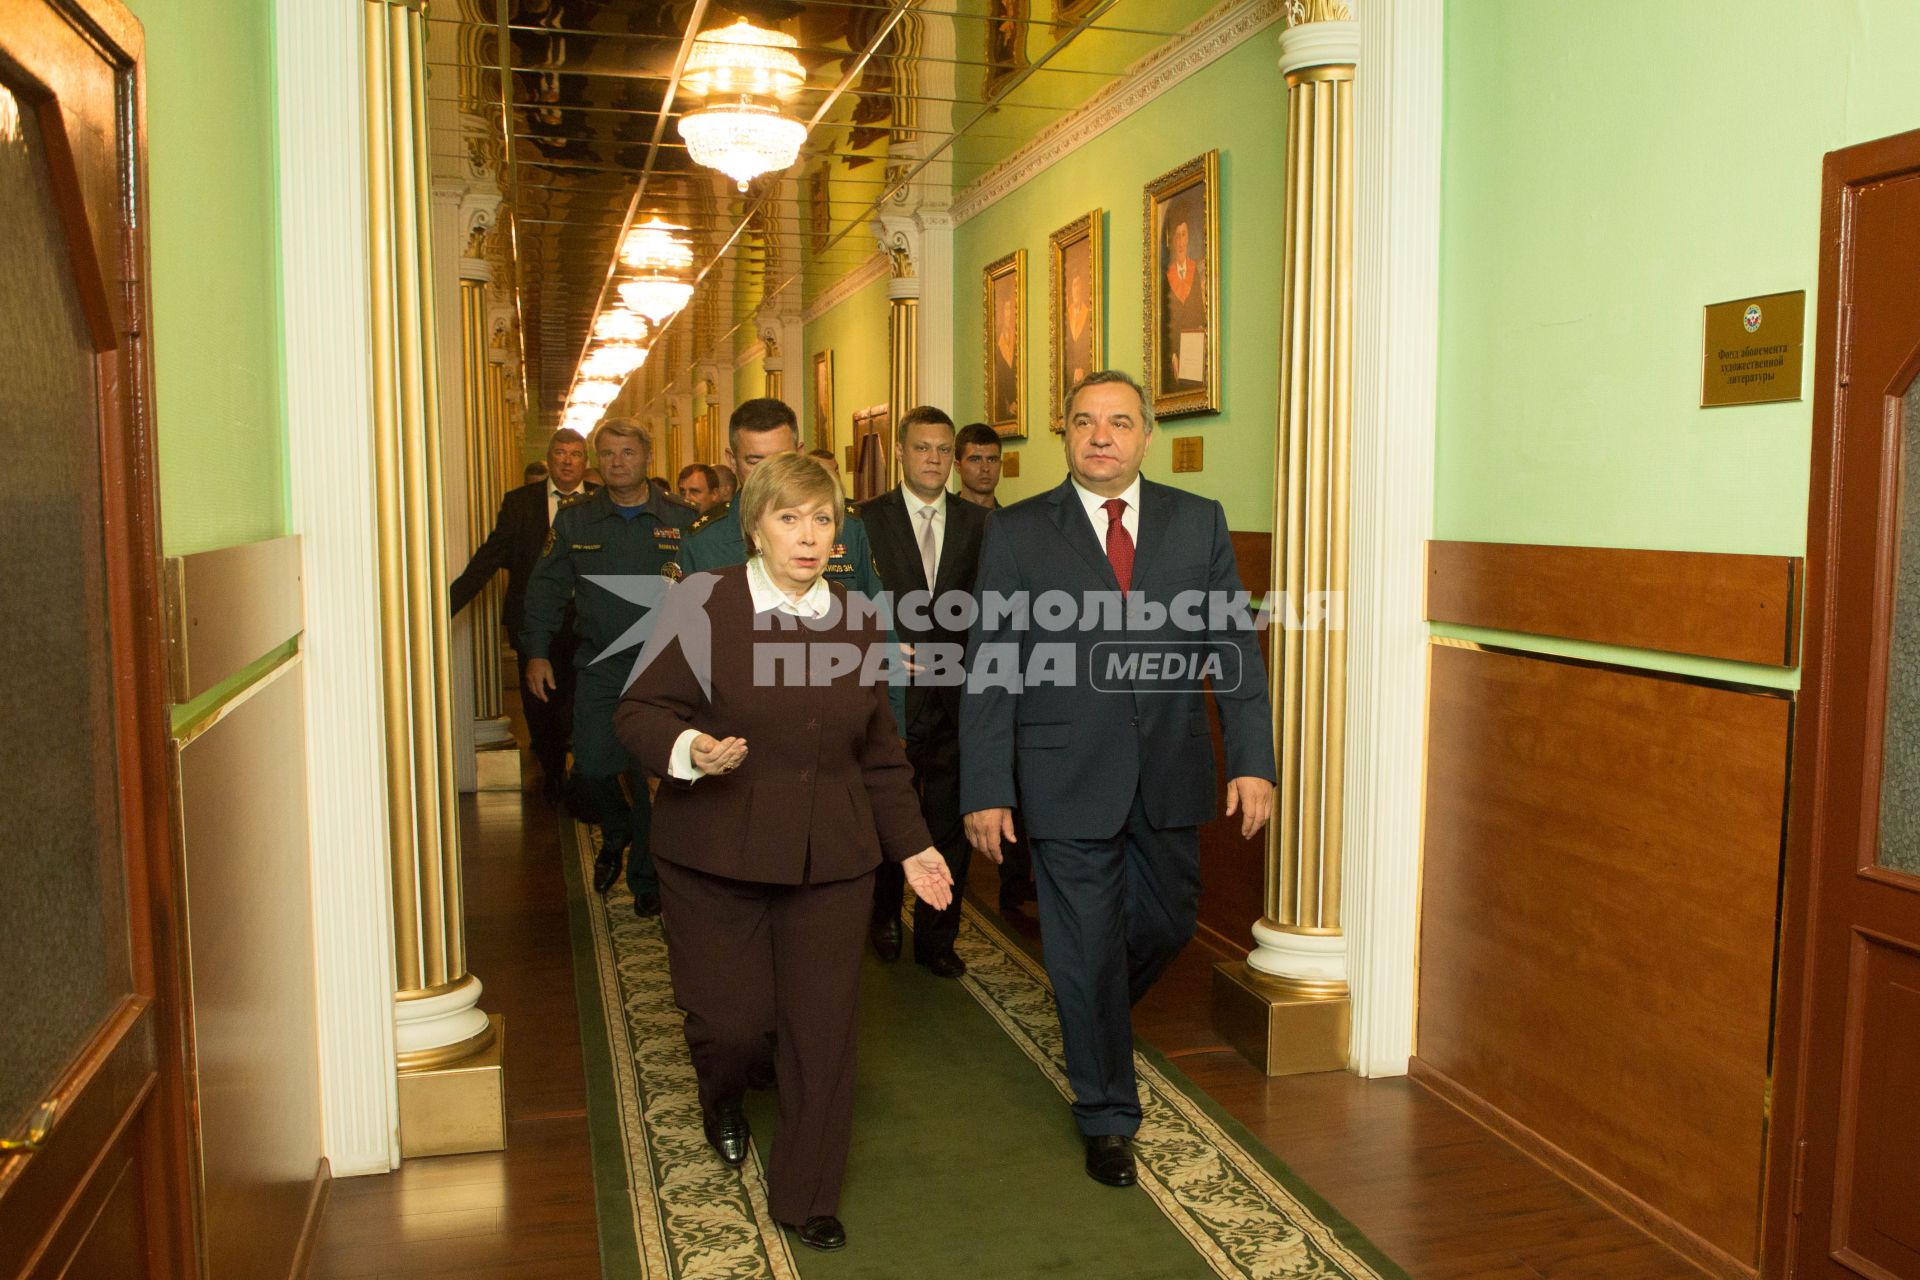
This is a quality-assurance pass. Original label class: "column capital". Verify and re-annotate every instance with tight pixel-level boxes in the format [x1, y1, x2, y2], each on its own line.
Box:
[1279, 10, 1358, 78]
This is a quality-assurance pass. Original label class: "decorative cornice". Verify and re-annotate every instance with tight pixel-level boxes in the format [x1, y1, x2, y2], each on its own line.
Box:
[803, 251, 890, 325]
[952, 0, 1285, 226]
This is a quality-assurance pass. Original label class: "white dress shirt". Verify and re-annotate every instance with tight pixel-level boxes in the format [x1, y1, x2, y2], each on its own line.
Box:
[902, 487, 948, 586]
[1069, 474, 1141, 547]
[666, 556, 832, 781]
[548, 483, 586, 523]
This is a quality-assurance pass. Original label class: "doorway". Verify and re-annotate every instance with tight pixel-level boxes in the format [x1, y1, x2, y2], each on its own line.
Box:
[1769, 126, 1920, 1279]
[0, 0, 196, 1274]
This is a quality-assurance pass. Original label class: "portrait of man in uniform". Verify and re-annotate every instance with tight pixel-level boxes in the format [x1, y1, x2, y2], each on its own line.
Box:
[984, 248, 1026, 434]
[1048, 209, 1102, 430]
[1144, 150, 1220, 417]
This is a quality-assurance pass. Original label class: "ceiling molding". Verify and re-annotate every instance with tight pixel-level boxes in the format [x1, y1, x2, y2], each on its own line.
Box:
[951, 0, 1286, 226]
[803, 251, 890, 326]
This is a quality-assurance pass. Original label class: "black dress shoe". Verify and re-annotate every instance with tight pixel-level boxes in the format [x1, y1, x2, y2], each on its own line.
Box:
[631, 889, 661, 918]
[868, 914, 902, 961]
[917, 951, 966, 979]
[704, 1102, 749, 1167]
[592, 845, 624, 894]
[999, 881, 1033, 911]
[1084, 1135, 1137, 1187]
[793, 1216, 846, 1252]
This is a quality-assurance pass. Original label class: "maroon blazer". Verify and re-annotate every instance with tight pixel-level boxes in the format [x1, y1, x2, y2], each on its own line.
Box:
[614, 565, 931, 886]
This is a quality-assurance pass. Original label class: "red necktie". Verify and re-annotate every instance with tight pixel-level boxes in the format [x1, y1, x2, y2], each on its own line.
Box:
[1103, 497, 1134, 593]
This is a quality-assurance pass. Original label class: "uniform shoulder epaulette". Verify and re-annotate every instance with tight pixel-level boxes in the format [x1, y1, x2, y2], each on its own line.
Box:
[688, 500, 730, 535]
[662, 491, 697, 512]
[845, 498, 862, 518]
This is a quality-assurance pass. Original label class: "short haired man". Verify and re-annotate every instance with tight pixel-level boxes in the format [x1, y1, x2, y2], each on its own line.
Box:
[451, 427, 599, 802]
[960, 371, 1275, 1189]
[522, 418, 697, 915]
[806, 446, 840, 477]
[953, 422, 1004, 510]
[712, 463, 738, 506]
[525, 460, 549, 485]
[677, 462, 721, 514]
[857, 406, 986, 974]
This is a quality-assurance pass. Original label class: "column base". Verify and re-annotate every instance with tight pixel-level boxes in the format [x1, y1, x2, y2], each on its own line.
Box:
[475, 740, 520, 791]
[1211, 960, 1350, 1076]
[474, 715, 515, 747]
[397, 1013, 506, 1158]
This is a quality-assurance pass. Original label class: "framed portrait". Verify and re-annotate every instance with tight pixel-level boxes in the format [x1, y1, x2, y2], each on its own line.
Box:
[1053, 0, 1100, 26]
[811, 350, 834, 453]
[982, 249, 1027, 437]
[808, 166, 830, 256]
[1048, 209, 1103, 432]
[984, 0, 1029, 99]
[1142, 150, 1220, 418]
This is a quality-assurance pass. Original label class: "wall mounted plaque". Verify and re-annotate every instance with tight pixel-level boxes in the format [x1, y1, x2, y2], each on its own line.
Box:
[1701, 290, 1804, 407]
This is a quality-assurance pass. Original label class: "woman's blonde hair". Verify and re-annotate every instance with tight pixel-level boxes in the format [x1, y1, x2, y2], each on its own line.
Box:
[738, 453, 844, 554]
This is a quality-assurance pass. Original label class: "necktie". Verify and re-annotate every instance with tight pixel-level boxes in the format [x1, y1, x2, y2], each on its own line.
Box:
[918, 505, 938, 589]
[1103, 497, 1133, 593]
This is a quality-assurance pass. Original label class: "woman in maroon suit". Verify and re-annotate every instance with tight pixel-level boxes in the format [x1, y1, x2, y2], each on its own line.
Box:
[615, 454, 953, 1253]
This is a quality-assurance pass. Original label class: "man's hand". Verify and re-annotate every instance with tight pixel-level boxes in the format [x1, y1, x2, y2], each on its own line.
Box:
[525, 658, 556, 702]
[690, 734, 747, 776]
[901, 848, 954, 910]
[1224, 777, 1275, 840]
[964, 808, 1016, 864]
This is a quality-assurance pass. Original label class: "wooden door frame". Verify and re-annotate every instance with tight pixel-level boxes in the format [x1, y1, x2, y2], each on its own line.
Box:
[1764, 126, 1920, 1278]
[0, 0, 198, 1273]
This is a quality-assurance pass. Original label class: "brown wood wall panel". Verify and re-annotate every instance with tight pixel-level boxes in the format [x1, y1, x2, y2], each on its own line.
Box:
[1198, 532, 1273, 953]
[1426, 540, 1801, 667]
[1416, 643, 1788, 1269]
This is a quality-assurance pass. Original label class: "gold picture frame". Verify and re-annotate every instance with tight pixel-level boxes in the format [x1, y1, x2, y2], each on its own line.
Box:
[1142, 150, 1220, 418]
[1053, 0, 1100, 26]
[1048, 209, 1103, 432]
[983, 248, 1027, 437]
[985, 0, 1030, 99]
[811, 349, 835, 454]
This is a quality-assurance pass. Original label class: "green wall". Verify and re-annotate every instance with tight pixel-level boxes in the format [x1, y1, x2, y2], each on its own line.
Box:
[126, 0, 287, 556]
[951, 31, 1287, 530]
[1438, 0, 1920, 686]
[802, 271, 892, 461]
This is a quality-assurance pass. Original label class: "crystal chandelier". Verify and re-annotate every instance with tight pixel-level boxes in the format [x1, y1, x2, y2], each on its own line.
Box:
[618, 276, 694, 325]
[570, 378, 621, 409]
[617, 217, 696, 323]
[562, 404, 602, 431]
[677, 19, 808, 193]
[583, 342, 649, 380]
[592, 307, 648, 343]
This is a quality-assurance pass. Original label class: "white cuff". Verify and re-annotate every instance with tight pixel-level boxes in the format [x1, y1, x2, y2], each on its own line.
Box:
[668, 728, 706, 782]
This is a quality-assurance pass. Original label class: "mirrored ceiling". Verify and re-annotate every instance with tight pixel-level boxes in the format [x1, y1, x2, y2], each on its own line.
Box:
[424, 0, 1214, 431]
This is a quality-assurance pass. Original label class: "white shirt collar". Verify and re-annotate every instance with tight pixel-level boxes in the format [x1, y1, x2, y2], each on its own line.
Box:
[747, 554, 832, 617]
[1070, 474, 1141, 523]
[902, 486, 947, 522]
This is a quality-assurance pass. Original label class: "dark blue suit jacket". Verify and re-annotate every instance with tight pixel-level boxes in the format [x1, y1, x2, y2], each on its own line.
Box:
[959, 475, 1274, 841]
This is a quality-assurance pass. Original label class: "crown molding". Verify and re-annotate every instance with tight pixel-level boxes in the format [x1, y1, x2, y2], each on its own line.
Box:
[803, 251, 890, 325]
[952, 0, 1286, 226]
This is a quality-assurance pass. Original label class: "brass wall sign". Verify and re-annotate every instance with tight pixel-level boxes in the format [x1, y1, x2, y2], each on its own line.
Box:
[1701, 290, 1805, 407]
[1171, 436, 1203, 473]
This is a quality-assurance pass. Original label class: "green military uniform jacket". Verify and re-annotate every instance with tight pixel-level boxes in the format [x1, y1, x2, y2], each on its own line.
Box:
[522, 483, 698, 667]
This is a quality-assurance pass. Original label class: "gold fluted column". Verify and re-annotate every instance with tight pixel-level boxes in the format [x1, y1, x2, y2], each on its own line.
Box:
[1212, 1, 1358, 1078]
[886, 242, 920, 492]
[460, 277, 504, 721]
[366, 0, 503, 1155]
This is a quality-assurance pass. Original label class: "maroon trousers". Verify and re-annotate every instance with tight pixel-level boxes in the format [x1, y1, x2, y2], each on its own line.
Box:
[654, 857, 873, 1224]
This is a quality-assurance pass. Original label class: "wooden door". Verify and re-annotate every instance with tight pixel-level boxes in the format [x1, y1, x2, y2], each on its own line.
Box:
[0, 1, 196, 1276]
[1769, 127, 1920, 1279]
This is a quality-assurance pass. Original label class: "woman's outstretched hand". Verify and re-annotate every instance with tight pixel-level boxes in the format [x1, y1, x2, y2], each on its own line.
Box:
[691, 734, 748, 776]
[901, 848, 954, 911]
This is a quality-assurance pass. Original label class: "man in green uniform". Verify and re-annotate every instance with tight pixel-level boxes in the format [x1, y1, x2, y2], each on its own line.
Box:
[523, 417, 695, 915]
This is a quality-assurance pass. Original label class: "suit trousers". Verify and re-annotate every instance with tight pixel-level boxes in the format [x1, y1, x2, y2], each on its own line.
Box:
[871, 698, 969, 959]
[1030, 787, 1200, 1137]
[655, 858, 874, 1225]
[519, 629, 577, 787]
[569, 660, 655, 893]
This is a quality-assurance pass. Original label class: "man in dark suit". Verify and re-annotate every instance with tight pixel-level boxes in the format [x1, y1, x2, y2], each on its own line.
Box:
[858, 406, 986, 976]
[450, 427, 597, 801]
[960, 370, 1275, 1189]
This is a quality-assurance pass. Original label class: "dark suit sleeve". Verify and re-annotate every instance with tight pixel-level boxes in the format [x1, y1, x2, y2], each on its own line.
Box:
[449, 492, 518, 616]
[519, 510, 575, 663]
[613, 578, 709, 781]
[958, 512, 1022, 815]
[1205, 499, 1277, 782]
[842, 517, 908, 728]
[678, 524, 713, 574]
[858, 634, 934, 860]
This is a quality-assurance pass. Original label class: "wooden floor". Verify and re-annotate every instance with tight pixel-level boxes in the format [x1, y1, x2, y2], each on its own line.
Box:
[311, 774, 1704, 1280]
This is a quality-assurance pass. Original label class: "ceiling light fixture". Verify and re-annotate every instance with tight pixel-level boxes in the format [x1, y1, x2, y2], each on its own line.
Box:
[677, 19, 809, 193]
[617, 276, 695, 325]
[592, 308, 649, 344]
[616, 217, 697, 323]
[583, 343, 649, 380]
[570, 379, 622, 409]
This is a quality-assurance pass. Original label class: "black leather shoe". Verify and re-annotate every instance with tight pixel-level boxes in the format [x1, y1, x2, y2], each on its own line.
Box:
[704, 1102, 749, 1167]
[1084, 1135, 1137, 1187]
[917, 951, 966, 979]
[631, 889, 661, 918]
[592, 845, 624, 894]
[793, 1216, 846, 1252]
[999, 881, 1032, 912]
[868, 914, 902, 961]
